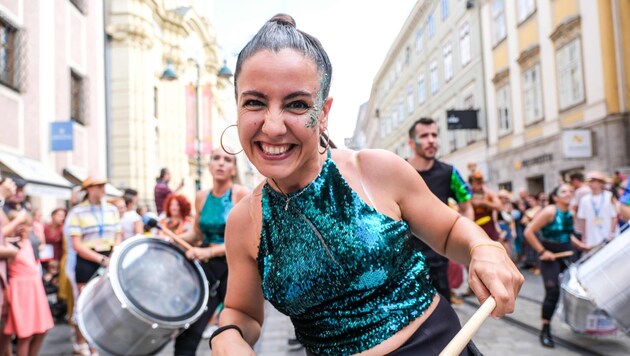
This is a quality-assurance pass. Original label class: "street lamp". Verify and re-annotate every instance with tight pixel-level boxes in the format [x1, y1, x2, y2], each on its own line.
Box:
[190, 59, 202, 192]
[160, 58, 233, 192]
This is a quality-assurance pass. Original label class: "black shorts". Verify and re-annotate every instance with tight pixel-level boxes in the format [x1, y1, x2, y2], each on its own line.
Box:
[388, 296, 480, 355]
[75, 250, 111, 284]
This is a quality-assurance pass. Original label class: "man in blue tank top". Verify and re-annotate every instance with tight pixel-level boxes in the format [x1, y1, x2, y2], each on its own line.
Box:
[407, 118, 473, 303]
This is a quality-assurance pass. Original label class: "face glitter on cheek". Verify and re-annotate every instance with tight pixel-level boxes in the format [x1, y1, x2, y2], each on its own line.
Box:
[304, 74, 329, 129]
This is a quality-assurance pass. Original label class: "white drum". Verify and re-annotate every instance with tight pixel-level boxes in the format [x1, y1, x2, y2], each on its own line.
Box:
[77, 236, 209, 355]
[577, 229, 630, 334]
[560, 265, 618, 336]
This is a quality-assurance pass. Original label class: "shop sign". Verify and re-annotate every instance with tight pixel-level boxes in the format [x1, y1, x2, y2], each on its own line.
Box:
[562, 130, 592, 158]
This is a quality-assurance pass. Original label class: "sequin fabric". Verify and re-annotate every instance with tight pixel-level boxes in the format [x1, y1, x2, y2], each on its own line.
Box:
[198, 188, 233, 245]
[258, 157, 435, 355]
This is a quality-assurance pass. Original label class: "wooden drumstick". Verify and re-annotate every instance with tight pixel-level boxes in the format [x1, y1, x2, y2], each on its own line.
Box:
[440, 296, 496, 356]
[552, 250, 574, 259]
[146, 218, 194, 251]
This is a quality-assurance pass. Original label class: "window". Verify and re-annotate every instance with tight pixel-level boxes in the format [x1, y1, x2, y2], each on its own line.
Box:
[70, 70, 86, 125]
[460, 22, 471, 66]
[443, 42, 453, 82]
[496, 85, 512, 135]
[517, 0, 536, 23]
[399, 102, 405, 123]
[522, 64, 543, 124]
[441, 0, 449, 20]
[430, 59, 439, 94]
[556, 38, 585, 110]
[418, 74, 426, 104]
[492, 0, 506, 45]
[428, 12, 435, 39]
[415, 28, 423, 53]
[405, 46, 411, 66]
[0, 17, 23, 91]
[407, 85, 414, 114]
[153, 86, 158, 119]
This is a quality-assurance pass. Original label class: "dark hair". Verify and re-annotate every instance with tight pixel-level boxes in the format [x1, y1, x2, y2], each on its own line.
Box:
[235, 14, 333, 100]
[158, 168, 169, 180]
[408, 118, 436, 138]
[548, 183, 570, 205]
[569, 172, 584, 182]
[51, 207, 67, 217]
[124, 188, 138, 197]
[163, 194, 192, 218]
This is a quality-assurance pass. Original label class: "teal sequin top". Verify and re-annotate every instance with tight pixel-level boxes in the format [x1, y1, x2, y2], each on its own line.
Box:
[257, 156, 435, 356]
[198, 188, 233, 245]
[541, 208, 573, 244]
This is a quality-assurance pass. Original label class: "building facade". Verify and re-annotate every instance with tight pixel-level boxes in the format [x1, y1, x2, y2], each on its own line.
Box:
[0, 0, 108, 214]
[105, 0, 236, 209]
[480, 0, 630, 194]
[360, 0, 490, 176]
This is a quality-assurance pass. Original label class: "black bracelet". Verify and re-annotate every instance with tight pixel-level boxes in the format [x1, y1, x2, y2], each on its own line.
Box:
[208, 324, 244, 350]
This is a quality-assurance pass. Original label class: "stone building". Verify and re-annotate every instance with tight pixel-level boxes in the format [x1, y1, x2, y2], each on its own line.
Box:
[480, 0, 630, 193]
[105, 0, 235, 209]
[359, 0, 490, 176]
[0, 0, 111, 214]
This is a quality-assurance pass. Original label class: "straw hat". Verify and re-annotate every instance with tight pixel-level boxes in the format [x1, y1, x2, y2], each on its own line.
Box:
[585, 170, 606, 183]
[81, 174, 108, 190]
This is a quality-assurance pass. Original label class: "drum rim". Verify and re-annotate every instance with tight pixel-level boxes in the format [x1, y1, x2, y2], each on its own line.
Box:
[108, 235, 210, 327]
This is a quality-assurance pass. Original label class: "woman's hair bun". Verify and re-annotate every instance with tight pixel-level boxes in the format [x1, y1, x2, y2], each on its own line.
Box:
[270, 13, 296, 27]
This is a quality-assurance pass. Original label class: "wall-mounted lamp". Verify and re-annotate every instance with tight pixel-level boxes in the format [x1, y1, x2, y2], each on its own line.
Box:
[217, 60, 233, 80]
[160, 59, 178, 81]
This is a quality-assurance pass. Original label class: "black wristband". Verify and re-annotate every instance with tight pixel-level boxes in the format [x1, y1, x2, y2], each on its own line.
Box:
[208, 324, 244, 350]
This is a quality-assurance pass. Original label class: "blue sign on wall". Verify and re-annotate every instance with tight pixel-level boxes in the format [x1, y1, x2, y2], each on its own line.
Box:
[50, 121, 74, 151]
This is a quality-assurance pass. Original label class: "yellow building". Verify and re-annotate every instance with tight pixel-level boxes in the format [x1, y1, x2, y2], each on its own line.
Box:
[481, 0, 630, 193]
[105, 0, 235, 209]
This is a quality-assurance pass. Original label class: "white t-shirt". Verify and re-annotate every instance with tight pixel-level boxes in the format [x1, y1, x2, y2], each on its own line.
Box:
[577, 191, 617, 247]
[120, 210, 142, 240]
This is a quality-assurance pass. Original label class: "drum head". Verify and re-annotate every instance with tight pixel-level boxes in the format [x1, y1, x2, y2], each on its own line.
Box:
[114, 238, 206, 322]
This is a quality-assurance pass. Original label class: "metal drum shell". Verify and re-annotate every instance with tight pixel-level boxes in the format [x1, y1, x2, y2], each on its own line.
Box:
[76, 236, 209, 356]
[577, 230, 630, 334]
[560, 265, 617, 335]
[77, 276, 177, 355]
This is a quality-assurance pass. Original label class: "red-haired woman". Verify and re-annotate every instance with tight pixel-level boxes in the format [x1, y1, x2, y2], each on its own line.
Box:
[159, 194, 193, 236]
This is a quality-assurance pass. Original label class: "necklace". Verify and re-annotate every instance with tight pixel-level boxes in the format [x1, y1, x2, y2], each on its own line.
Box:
[270, 178, 314, 211]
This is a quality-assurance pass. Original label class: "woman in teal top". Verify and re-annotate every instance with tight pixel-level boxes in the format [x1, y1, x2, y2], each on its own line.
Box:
[210, 14, 523, 356]
[524, 184, 587, 348]
[174, 148, 250, 356]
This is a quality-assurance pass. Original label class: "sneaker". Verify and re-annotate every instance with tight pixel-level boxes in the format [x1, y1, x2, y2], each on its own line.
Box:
[202, 324, 219, 339]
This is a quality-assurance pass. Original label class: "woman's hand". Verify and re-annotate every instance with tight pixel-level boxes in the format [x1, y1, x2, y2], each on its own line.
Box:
[468, 242, 524, 318]
[210, 329, 255, 356]
[538, 250, 555, 261]
[185, 247, 212, 261]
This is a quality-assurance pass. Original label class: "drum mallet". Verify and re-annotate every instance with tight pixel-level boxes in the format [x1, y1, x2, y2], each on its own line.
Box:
[440, 296, 496, 356]
[552, 250, 574, 259]
[146, 218, 194, 251]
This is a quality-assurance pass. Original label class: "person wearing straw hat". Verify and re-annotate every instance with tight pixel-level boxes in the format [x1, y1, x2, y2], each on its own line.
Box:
[208, 14, 523, 356]
[577, 171, 617, 248]
[67, 174, 121, 355]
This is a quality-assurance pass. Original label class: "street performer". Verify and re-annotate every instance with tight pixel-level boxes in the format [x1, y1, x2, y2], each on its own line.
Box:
[209, 13, 523, 356]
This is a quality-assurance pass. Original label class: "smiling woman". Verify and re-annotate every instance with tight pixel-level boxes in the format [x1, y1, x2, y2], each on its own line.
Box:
[210, 14, 523, 356]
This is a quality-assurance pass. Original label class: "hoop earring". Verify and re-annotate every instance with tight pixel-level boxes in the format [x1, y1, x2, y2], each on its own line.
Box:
[318, 129, 330, 155]
[220, 124, 243, 155]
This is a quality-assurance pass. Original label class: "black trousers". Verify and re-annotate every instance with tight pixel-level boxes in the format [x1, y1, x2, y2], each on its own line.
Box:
[174, 256, 228, 356]
[539, 241, 572, 321]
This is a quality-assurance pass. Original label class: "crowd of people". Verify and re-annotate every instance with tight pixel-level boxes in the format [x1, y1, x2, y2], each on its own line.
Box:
[0, 151, 247, 355]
